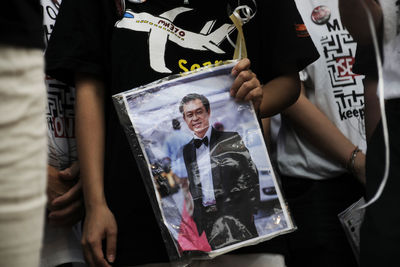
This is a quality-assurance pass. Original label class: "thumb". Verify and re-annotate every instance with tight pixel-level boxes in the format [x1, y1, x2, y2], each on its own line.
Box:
[106, 227, 117, 263]
[59, 161, 80, 180]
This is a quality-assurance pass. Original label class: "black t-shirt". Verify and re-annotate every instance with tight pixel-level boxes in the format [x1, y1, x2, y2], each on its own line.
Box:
[46, 0, 318, 265]
[0, 0, 44, 48]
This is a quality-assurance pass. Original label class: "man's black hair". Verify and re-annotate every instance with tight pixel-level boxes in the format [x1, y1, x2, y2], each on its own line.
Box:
[179, 93, 210, 114]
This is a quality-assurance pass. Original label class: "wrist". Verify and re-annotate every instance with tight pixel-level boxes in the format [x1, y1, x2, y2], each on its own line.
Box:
[84, 194, 107, 211]
[346, 146, 361, 175]
[354, 151, 366, 171]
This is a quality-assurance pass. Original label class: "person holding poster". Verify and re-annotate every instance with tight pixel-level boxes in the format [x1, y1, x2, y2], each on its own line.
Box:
[45, 0, 318, 265]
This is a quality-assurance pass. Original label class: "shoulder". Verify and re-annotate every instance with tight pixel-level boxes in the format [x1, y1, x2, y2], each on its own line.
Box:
[45, 0, 117, 86]
[183, 139, 194, 151]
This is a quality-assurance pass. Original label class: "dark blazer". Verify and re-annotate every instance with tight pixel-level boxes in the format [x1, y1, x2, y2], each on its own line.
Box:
[183, 127, 260, 249]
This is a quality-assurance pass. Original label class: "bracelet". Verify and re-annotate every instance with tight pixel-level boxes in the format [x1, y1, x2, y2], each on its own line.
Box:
[347, 146, 361, 174]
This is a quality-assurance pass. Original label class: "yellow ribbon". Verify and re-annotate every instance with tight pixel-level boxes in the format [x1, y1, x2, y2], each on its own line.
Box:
[230, 11, 248, 60]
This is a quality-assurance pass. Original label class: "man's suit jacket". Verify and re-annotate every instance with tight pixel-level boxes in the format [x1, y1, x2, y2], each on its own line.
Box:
[183, 127, 260, 248]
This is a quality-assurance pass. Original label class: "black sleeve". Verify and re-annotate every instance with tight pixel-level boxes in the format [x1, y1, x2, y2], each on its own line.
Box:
[353, 44, 379, 78]
[0, 0, 44, 49]
[246, 0, 320, 84]
[45, 0, 117, 86]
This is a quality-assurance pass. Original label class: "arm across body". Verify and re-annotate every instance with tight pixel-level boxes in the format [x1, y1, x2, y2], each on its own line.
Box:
[75, 74, 117, 267]
[281, 84, 366, 184]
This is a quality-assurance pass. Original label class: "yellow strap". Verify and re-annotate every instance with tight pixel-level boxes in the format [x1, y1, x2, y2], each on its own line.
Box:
[230, 11, 247, 59]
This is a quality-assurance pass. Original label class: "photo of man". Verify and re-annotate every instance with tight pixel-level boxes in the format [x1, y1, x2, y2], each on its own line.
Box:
[179, 93, 260, 249]
[115, 62, 293, 257]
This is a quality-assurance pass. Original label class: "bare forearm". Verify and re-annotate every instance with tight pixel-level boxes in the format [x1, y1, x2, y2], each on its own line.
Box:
[283, 93, 359, 168]
[259, 73, 300, 118]
[75, 74, 106, 210]
[339, 0, 382, 44]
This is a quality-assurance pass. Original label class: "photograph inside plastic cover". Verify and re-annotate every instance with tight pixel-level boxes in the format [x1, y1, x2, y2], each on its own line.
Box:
[115, 62, 294, 258]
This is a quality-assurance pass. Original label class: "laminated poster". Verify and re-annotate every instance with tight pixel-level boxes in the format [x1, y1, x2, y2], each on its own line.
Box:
[113, 61, 294, 263]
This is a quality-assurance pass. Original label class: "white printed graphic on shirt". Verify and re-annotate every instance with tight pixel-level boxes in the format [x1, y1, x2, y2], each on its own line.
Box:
[41, 0, 78, 170]
[45, 78, 77, 169]
[42, 0, 60, 46]
[320, 18, 365, 124]
[115, 7, 235, 73]
[321, 20, 360, 87]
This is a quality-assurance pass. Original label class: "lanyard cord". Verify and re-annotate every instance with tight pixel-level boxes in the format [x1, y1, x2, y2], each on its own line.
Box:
[357, 0, 390, 210]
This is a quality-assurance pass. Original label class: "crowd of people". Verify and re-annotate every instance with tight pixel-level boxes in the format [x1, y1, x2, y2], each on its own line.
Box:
[0, 0, 398, 267]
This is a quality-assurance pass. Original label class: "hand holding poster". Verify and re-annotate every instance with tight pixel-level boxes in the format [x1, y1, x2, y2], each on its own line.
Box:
[113, 61, 294, 263]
